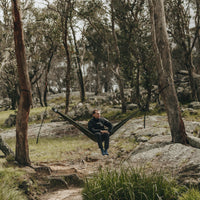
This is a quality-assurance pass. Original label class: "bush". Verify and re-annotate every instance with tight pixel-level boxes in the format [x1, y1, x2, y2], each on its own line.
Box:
[82, 167, 182, 200]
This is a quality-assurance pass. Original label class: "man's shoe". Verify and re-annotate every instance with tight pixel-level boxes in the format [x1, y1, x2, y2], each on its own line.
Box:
[101, 149, 105, 155]
[104, 149, 109, 155]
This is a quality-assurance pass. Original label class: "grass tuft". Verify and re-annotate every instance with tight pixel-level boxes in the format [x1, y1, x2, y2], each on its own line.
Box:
[82, 167, 184, 200]
[0, 168, 27, 200]
[179, 188, 200, 200]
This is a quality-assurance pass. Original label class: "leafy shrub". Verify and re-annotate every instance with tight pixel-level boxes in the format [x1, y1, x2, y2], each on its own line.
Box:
[82, 167, 182, 200]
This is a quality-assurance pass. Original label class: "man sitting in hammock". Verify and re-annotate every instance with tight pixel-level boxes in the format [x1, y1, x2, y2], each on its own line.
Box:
[88, 109, 113, 156]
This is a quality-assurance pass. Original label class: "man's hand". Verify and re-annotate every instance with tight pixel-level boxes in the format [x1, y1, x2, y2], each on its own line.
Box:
[100, 130, 109, 134]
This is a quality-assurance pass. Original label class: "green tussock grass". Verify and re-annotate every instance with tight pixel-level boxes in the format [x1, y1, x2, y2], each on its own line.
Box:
[29, 106, 51, 116]
[0, 167, 27, 200]
[48, 96, 65, 104]
[179, 188, 200, 200]
[82, 167, 185, 200]
[181, 109, 200, 122]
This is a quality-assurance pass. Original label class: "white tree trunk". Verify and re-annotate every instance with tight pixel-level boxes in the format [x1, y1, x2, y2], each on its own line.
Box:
[148, 0, 187, 143]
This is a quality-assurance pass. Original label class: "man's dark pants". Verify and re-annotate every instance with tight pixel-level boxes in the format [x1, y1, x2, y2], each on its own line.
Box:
[95, 132, 109, 150]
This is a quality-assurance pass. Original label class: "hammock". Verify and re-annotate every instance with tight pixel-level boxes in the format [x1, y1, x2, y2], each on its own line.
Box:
[52, 108, 139, 142]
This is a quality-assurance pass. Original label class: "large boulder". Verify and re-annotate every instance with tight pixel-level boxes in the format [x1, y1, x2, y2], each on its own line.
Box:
[68, 103, 93, 120]
[188, 101, 200, 109]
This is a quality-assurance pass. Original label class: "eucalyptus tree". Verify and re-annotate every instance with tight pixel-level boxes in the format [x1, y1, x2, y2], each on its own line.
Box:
[46, 0, 73, 113]
[24, 8, 59, 107]
[110, 0, 126, 113]
[148, 0, 187, 144]
[78, 0, 128, 112]
[11, 0, 32, 165]
[78, 0, 114, 95]
[192, 0, 200, 77]
[69, 1, 86, 102]
[165, 0, 200, 101]
[84, 24, 112, 95]
[0, 0, 19, 109]
[111, 0, 156, 111]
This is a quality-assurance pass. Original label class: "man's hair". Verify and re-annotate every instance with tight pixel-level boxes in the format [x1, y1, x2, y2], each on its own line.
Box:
[92, 109, 99, 115]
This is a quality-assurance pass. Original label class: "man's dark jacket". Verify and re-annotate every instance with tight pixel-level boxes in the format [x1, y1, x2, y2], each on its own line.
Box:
[88, 117, 113, 134]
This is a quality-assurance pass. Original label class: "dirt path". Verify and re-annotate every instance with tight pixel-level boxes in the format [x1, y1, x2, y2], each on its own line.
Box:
[41, 188, 83, 200]
[34, 151, 118, 200]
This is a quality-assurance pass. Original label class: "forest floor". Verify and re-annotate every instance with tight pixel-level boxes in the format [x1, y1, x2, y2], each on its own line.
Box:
[1, 108, 200, 200]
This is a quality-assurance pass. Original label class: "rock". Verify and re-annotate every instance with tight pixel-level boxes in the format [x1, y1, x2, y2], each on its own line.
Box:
[187, 135, 200, 149]
[4, 114, 16, 127]
[64, 174, 84, 187]
[136, 136, 149, 143]
[35, 166, 52, 175]
[49, 177, 69, 189]
[0, 135, 14, 157]
[188, 101, 200, 109]
[70, 103, 93, 120]
[178, 164, 200, 187]
[127, 103, 138, 110]
[85, 153, 101, 162]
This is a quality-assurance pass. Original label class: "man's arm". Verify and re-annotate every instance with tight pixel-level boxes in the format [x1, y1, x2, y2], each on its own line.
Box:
[102, 118, 113, 133]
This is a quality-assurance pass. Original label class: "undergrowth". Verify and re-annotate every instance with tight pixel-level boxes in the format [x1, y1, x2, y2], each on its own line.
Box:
[0, 166, 27, 200]
[82, 167, 190, 200]
[179, 188, 200, 200]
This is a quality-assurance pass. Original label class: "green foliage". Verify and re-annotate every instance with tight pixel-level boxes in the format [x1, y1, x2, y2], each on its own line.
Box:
[82, 168, 182, 200]
[179, 188, 200, 200]
[0, 168, 27, 200]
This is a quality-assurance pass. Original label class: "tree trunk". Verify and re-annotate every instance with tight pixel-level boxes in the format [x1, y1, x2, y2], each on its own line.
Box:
[111, 0, 126, 113]
[43, 46, 56, 107]
[148, 0, 187, 144]
[135, 64, 140, 107]
[61, 0, 72, 114]
[36, 80, 43, 107]
[185, 53, 198, 101]
[70, 20, 85, 102]
[95, 62, 101, 95]
[64, 40, 71, 114]
[12, 0, 32, 165]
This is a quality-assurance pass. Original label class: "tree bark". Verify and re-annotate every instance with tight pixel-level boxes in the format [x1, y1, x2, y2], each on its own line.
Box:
[148, 0, 187, 144]
[95, 62, 101, 95]
[12, 0, 32, 165]
[0, 136, 14, 157]
[111, 0, 126, 113]
[70, 19, 85, 102]
[43, 44, 56, 107]
[60, 0, 72, 114]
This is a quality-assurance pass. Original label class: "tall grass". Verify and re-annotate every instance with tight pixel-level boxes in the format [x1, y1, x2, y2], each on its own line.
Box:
[82, 167, 183, 200]
[0, 168, 27, 200]
[179, 188, 200, 200]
